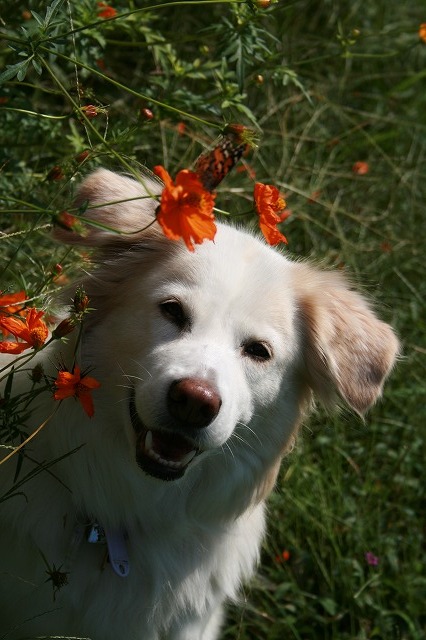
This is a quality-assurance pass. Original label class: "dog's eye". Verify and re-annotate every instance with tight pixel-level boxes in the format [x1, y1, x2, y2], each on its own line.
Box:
[159, 299, 188, 329]
[242, 340, 272, 362]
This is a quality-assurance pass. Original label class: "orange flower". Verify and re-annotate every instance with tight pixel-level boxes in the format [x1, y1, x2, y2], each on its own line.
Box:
[0, 308, 48, 354]
[352, 161, 369, 175]
[154, 166, 216, 252]
[0, 291, 27, 315]
[275, 549, 291, 563]
[97, 2, 117, 19]
[253, 182, 289, 246]
[54, 366, 101, 418]
[419, 23, 426, 43]
[0, 290, 27, 337]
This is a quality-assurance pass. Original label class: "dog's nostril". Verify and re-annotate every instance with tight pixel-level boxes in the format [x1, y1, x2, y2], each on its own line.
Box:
[167, 378, 222, 429]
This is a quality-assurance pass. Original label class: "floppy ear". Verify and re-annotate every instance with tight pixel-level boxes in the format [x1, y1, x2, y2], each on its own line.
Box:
[54, 168, 163, 246]
[294, 263, 399, 414]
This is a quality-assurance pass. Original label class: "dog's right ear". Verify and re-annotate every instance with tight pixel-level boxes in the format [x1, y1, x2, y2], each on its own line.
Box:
[294, 263, 399, 415]
[54, 169, 162, 246]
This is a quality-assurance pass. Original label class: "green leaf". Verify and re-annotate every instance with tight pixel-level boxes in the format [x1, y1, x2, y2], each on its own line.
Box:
[45, 0, 65, 26]
[0, 61, 28, 85]
[31, 10, 45, 26]
[319, 597, 338, 616]
[32, 58, 43, 76]
[16, 61, 30, 82]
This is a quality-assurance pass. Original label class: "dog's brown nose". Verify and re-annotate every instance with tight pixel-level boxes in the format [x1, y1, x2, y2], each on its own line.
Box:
[167, 378, 222, 429]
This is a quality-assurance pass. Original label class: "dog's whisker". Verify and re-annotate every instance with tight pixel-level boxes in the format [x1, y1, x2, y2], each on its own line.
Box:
[130, 360, 153, 379]
[235, 422, 263, 447]
[224, 442, 235, 460]
[230, 432, 256, 453]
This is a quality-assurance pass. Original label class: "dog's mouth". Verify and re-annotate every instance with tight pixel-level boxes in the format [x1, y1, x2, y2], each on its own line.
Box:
[129, 390, 198, 481]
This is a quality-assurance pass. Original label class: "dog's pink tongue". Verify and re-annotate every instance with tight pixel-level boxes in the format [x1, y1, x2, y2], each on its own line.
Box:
[151, 431, 195, 463]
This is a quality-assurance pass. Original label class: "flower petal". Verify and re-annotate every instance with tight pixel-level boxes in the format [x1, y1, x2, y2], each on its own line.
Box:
[0, 291, 27, 314]
[154, 166, 216, 251]
[78, 390, 96, 418]
[0, 340, 30, 354]
[80, 375, 102, 390]
[254, 182, 289, 246]
[0, 315, 29, 339]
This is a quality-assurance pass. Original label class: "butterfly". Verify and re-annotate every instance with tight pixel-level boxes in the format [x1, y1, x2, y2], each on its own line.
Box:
[194, 124, 253, 192]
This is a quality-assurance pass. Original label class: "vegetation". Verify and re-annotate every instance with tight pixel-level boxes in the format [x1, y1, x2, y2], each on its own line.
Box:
[1, 0, 425, 638]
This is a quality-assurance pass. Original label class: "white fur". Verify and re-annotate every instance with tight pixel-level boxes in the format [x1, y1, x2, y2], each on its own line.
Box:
[0, 169, 399, 639]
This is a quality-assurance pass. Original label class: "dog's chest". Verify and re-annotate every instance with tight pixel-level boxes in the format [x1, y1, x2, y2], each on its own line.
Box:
[0, 505, 264, 640]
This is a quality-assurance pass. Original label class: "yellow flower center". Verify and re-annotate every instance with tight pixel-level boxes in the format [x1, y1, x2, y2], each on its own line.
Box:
[30, 327, 46, 349]
[276, 197, 286, 211]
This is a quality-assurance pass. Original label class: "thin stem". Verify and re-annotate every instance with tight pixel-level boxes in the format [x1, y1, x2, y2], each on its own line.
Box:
[0, 107, 69, 120]
[38, 45, 220, 130]
[0, 337, 55, 381]
[41, 1, 244, 43]
[0, 404, 60, 467]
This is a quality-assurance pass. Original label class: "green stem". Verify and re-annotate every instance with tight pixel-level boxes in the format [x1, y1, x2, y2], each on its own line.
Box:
[0, 337, 55, 381]
[40, 57, 149, 184]
[42, 0, 244, 43]
[0, 404, 60, 467]
[0, 107, 69, 120]
[1, 197, 50, 212]
[38, 45, 220, 130]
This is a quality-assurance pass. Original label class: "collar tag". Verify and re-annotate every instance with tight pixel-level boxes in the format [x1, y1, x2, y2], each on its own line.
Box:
[105, 527, 130, 578]
[86, 522, 130, 577]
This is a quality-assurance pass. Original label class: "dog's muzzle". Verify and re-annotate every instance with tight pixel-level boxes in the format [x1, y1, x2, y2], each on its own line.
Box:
[130, 379, 221, 481]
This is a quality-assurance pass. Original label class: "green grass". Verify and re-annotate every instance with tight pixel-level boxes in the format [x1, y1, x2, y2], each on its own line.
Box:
[1, 0, 425, 638]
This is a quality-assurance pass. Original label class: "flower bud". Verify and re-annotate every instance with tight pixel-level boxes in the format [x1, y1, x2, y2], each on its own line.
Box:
[140, 108, 154, 121]
[81, 105, 99, 119]
[75, 150, 90, 164]
[30, 363, 44, 383]
[54, 211, 78, 231]
[73, 287, 90, 314]
[352, 161, 369, 175]
[47, 166, 64, 181]
[52, 317, 76, 339]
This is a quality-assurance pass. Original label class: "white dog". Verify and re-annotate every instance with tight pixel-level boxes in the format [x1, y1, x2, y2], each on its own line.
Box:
[0, 169, 399, 640]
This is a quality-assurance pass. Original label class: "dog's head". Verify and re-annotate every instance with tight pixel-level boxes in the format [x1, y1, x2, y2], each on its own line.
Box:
[56, 169, 399, 492]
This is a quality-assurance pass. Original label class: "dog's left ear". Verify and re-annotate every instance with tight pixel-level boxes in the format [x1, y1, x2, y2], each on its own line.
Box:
[54, 169, 162, 247]
[295, 264, 400, 414]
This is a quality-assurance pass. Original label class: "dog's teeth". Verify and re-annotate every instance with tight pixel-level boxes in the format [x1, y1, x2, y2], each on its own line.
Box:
[167, 460, 180, 469]
[143, 430, 196, 469]
[145, 430, 153, 451]
[180, 450, 197, 466]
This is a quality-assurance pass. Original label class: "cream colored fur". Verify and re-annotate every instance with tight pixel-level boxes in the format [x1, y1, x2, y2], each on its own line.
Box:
[0, 169, 399, 640]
